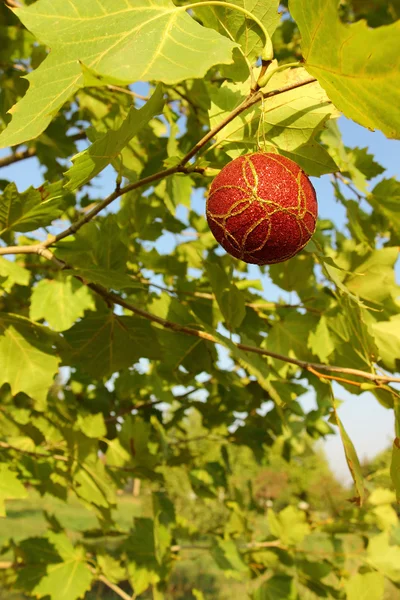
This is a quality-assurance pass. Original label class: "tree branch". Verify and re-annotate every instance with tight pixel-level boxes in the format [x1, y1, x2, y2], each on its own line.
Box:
[3, 75, 393, 390]
[0, 440, 68, 462]
[170, 539, 282, 553]
[0, 132, 87, 169]
[97, 575, 133, 600]
[85, 283, 400, 386]
[35, 76, 315, 250]
[0, 147, 36, 168]
[106, 84, 149, 101]
[0, 243, 398, 387]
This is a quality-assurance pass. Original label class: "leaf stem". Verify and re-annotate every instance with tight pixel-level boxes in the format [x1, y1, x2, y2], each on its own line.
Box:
[97, 574, 133, 600]
[257, 61, 301, 89]
[0, 132, 86, 170]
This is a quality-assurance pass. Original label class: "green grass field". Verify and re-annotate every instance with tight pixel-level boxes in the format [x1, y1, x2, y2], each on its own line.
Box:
[0, 491, 238, 600]
[0, 491, 145, 600]
[0, 490, 144, 548]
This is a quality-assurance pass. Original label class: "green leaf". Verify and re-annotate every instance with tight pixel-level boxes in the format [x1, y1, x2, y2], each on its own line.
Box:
[253, 575, 296, 600]
[162, 174, 194, 215]
[153, 491, 176, 560]
[0, 182, 62, 235]
[56, 216, 129, 272]
[368, 487, 396, 506]
[0, 463, 27, 516]
[369, 178, 400, 237]
[390, 437, 400, 502]
[269, 253, 315, 292]
[345, 572, 385, 600]
[345, 247, 400, 304]
[106, 438, 131, 468]
[74, 460, 115, 508]
[207, 328, 283, 406]
[332, 406, 365, 505]
[367, 532, 400, 582]
[267, 506, 310, 546]
[291, 0, 400, 138]
[0, 257, 30, 292]
[209, 66, 339, 168]
[265, 312, 318, 377]
[193, 0, 280, 76]
[62, 313, 162, 378]
[76, 412, 106, 439]
[97, 555, 126, 584]
[211, 538, 249, 580]
[71, 267, 144, 292]
[0, 313, 60, 405]
[127, 562, 159, 597]
[0, 0, 237, 147]
[372, 315, 400, 371]
[65, 85, 165, 191]
[30, 275, 95, 332]
[326, 299, 377, 371]
[279, 141, 338, 177]
[120, 417, 158, 471]
[33, 552, 92, 600]
[351, 147, 385, 181]
[206, 262, 246, 330]
[125, 517, 159, 571]
[150, 295, 216, 377]
[308, 316, 335, 362]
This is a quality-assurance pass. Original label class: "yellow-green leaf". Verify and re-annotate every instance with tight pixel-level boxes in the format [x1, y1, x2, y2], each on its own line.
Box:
[0, 0, 237, 147]
[30, 275, 95, 332]
[391, 437, 400, 502]
[290, 0, 400, 138]
[333, 406, 365, 505]
[0, 463, 27, 516]
[0, 313, 60, 405]
[65, 85, 165, 191]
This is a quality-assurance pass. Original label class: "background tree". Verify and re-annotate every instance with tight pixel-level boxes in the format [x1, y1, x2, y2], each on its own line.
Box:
[0, 0, 399, 599]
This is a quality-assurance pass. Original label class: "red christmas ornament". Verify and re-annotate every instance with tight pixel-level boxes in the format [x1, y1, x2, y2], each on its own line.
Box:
[206, 152, 318, 265]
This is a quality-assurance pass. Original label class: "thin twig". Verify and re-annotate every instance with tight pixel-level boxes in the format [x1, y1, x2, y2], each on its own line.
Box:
[106, 84, 150, 101]
[84, 281, 400, 386]
[34, 76, 315, 249]
[3, 75, 393, 389]
[140, 278, 321, 314]
[247, 301, 322, 315]
[170, 539, 283, 553]
[97, 575, 132, 600]
[4, 0, 21, 8]
[307, 366, 363, 389]
[40, 165, 205, 249]
[104, 388, 196, 422]
[0, 147, 36, 168]
[334, 172, 363, 201]
[0, 244, 398, 386]
[0, 78, 318, 251]
[0, 440, 68, 462]
[0, 132, 87, 169]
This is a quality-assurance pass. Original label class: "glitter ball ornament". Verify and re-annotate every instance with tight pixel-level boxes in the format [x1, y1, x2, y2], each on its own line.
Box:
[206, 152, 318, 265]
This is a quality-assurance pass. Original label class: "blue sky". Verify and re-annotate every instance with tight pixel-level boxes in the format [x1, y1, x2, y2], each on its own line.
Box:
[0, 108, 398, 484]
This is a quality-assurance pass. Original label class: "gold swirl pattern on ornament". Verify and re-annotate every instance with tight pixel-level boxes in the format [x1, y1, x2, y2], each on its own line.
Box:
[207, 154, 316, 262]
